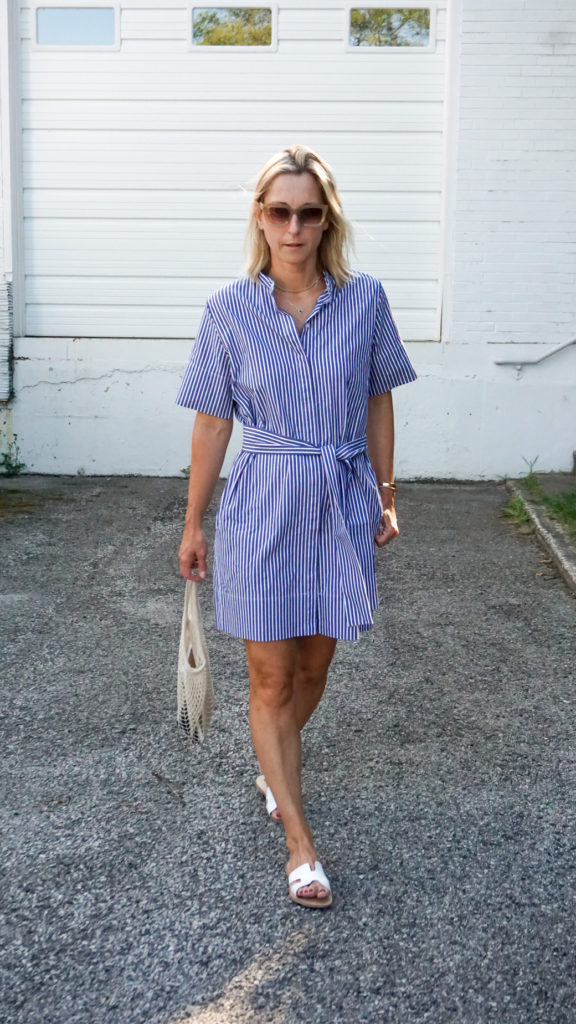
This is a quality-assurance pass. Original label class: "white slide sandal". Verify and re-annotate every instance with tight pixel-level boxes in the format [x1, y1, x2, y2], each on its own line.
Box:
[288, 860, 333, 909]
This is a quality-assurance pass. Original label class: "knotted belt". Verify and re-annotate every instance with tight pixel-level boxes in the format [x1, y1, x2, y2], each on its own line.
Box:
[241, 423, 374, 630]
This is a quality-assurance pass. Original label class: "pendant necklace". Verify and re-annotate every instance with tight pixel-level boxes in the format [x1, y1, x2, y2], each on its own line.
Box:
[273, 274, 323, 315]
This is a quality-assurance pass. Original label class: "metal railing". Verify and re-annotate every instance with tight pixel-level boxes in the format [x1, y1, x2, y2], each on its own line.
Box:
[494, 336, 576, 375]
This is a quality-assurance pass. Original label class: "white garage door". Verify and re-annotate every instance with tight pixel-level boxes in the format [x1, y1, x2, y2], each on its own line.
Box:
[20, 1, 447, 341]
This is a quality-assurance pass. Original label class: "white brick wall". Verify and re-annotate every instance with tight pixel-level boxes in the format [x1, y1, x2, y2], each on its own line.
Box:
[449, 0, 576, 348]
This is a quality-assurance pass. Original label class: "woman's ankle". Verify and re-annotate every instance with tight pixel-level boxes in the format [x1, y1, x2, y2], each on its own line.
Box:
[286, 829, 315, 860]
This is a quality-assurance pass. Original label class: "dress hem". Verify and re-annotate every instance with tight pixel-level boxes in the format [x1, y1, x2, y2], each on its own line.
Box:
[213, 621, 374, 642]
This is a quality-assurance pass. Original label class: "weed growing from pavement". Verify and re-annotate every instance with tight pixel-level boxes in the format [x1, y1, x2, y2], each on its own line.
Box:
[0, 435, 26, 476]
[507, 454, 576, 541]
[502, 494, 532, 529]
[543, 491, 576, 542]
[521, 456, 546, 500]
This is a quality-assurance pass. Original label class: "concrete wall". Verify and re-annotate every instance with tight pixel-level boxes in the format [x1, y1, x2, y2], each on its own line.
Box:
[12, 332, 573, 480]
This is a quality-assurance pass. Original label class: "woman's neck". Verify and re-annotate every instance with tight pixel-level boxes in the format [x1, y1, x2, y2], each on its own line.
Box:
[267, 259, 324, 294]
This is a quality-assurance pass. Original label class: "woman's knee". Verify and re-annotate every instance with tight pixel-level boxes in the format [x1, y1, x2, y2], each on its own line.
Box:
[244, 638, 297, 709]
[296, 635, 337, 684]
[295, 664, 328, 691]
[250, 672, 294, 709]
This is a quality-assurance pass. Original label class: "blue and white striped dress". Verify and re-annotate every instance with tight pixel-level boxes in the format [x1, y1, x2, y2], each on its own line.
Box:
[175, 269, 418, 641]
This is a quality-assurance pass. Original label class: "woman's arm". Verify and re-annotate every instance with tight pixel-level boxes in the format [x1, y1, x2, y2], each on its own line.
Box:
[178, 411, 233, 580]
[366, 391, 399, 548]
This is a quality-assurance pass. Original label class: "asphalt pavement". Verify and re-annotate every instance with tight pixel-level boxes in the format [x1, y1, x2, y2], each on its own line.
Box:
[1, 474, 575, 1024]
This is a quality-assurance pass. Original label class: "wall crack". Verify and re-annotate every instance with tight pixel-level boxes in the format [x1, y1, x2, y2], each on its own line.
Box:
[18, 366, 179, 391]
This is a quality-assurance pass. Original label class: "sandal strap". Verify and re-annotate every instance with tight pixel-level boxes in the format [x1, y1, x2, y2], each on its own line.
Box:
[288, 860, 331, 896]
[265, 786, 278, 816]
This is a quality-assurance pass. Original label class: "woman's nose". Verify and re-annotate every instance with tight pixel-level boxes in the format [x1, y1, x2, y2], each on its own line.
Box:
[288, 213, 301, 231]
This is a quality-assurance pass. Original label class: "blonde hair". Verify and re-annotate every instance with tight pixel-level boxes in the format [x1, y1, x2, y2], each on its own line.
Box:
[244, 144, 355, 289]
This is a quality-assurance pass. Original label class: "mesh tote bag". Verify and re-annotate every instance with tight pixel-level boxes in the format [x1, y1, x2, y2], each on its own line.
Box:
[177, 579, 215, 742]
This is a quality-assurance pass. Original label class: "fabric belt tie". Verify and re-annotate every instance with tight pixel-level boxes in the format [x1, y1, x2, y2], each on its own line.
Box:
[241, 423, 374, 631]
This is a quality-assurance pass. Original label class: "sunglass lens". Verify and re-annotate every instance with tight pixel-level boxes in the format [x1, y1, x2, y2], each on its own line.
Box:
[300, 207, 324, 226]
[267, 206, 291, 224]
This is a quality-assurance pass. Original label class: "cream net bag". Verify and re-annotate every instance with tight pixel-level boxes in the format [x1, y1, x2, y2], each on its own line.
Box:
[177, 579, 215, 741]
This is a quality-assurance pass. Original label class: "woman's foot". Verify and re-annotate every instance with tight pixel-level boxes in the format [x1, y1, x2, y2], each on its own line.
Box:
[286, 847, 330, 902]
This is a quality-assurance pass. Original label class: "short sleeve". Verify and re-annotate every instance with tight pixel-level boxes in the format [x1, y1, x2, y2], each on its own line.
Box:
[369, 282, 418, 396]
[175, 303, 234, 418]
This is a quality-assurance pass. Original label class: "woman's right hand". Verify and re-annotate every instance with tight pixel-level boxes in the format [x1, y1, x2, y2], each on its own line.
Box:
[178, 525, 208, 581]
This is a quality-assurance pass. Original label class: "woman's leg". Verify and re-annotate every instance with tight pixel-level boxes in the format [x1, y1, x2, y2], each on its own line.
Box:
[256, 633, 337, 820]
[245, 633, 337, 901]
[293, 633, 338, 730]
[256, 632, 337, 772]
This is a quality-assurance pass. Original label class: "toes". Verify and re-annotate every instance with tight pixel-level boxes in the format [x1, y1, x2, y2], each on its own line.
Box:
[298, 883, 328, 900]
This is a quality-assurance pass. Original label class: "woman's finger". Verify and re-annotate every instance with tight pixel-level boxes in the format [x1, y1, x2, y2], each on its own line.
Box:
[178, 538, 208, 580]
[190, 551, 208, 580]
[375, 513, 399, 546]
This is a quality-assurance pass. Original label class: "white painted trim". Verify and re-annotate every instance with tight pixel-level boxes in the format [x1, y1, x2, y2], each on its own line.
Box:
[438, 0, 462, 349]
[344, 2, 437, 54]
[30, 1, 121, 52]
[0, 0, 25, 397]
[6, 1, 24, 340]
[186, 2, 278, 53]
[0, 0, 13, 282]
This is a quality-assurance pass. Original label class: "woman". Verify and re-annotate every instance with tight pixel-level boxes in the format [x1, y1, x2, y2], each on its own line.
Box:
[176, 144, 417, 909]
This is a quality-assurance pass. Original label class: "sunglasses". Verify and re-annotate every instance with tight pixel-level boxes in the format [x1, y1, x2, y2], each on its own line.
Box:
[257, 201, 329, 228]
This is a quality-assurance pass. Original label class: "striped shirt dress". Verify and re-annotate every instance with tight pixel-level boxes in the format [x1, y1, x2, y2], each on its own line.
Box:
[175, 269, 418, 642]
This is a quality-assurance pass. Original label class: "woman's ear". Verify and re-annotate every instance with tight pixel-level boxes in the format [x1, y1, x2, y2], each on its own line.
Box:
[254, 201, 264, 231]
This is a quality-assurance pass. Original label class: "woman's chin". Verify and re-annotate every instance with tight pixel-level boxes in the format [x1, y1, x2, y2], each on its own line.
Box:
[275, 246, 311, 263]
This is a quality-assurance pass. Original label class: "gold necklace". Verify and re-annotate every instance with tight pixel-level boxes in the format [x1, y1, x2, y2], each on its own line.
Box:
[273, 275, 323, 294]
[273, 275, 323, 314]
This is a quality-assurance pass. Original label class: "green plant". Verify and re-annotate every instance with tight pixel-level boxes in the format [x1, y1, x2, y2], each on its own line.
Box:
[502, 494, 531, 528]
[0, 435, 26, 476]
[543, 491, 576, 542]
[181, 466, 190, 476]
[520, 455, 546, 499]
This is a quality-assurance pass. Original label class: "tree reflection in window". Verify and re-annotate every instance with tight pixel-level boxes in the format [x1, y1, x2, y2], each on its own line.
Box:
[349, 8, 430, 47]
[192, 7, 272, 46]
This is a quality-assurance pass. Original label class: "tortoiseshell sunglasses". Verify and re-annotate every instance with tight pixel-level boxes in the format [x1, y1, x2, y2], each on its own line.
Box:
[257, 202, 329, 228]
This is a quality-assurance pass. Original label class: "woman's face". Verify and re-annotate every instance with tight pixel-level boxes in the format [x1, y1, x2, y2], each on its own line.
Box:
[255, 171, 330, 270]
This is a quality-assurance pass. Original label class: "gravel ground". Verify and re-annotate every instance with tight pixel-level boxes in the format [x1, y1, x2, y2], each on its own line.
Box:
[1, 474, 575, 1024]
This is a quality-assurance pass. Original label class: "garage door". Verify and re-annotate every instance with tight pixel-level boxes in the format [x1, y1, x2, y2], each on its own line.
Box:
[21, 1, 447, 341]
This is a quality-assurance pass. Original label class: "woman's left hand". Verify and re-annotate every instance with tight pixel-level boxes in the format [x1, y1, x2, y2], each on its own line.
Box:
[374, 497, 399, 547]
